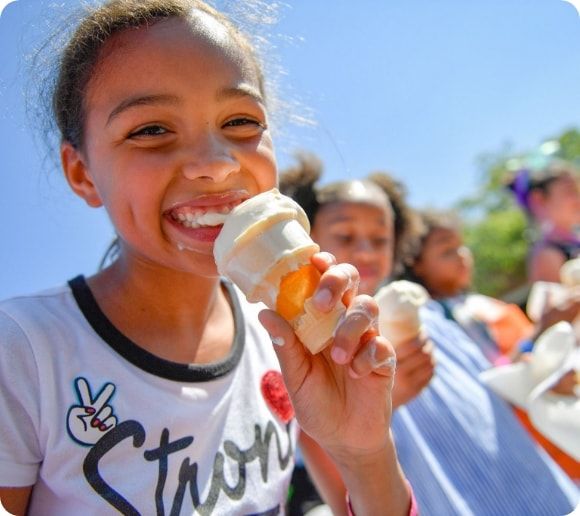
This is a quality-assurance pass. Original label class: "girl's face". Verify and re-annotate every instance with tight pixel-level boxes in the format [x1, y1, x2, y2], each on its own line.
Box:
[538, 173, 580, 231]
[412, 227, 472, 298]
[62, 17, 277, 277]
[311, 202, 394, 295]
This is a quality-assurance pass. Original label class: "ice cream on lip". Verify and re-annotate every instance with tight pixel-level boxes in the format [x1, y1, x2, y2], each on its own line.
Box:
[164, 191, 249, 229]
[214, 188, 346, 354]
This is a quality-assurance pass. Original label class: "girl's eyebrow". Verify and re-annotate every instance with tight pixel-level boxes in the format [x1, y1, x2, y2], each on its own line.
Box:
[106, 86, 263, 126]
[106, 94, 179, 125]
[327, 214, 388, 226]
[216, 85, 264, 104]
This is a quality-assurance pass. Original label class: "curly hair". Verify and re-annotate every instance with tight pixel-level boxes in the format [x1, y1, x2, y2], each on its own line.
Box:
[397, 209, 462, 282]
[279, 153, 422, 274]
[367, 172, 423, 276]
[278, 152, 323, 225]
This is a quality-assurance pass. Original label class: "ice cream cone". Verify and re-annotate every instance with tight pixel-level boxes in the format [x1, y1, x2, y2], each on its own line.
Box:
[375, 280, 429, 347]
[214, 189, 345, 354]
[560, 257, 580, 287]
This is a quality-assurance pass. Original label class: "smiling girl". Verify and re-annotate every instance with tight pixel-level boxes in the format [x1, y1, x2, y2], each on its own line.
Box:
[0, 1, 412, 514]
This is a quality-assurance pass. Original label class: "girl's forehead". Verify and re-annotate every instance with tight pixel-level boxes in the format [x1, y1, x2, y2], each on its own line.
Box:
[318, 202, 392, 224]
[94, 17, 256, 82]
[85, 17, 261, 109]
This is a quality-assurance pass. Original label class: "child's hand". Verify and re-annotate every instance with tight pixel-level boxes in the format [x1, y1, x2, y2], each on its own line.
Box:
[391, 333, 435, 408]
[259, 252, 397, 460]
[537, 289, 580, 334]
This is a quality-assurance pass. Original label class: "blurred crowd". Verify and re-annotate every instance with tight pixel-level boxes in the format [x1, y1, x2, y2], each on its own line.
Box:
[281, 147, 580, 515]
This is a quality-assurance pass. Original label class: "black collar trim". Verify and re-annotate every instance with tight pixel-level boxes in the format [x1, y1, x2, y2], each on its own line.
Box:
[68, 275, 244, 382]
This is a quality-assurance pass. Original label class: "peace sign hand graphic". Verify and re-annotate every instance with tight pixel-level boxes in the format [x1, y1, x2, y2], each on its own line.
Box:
[67, 377, 118, 446]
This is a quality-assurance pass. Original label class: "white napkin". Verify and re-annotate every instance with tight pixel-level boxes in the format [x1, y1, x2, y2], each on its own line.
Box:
[480, 322, 580, 460]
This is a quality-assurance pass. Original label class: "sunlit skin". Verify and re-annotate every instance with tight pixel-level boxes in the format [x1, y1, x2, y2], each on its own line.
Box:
[311, 201, 435, 408]
[412, 227, 473, 299]
[311, 202, 394, 296]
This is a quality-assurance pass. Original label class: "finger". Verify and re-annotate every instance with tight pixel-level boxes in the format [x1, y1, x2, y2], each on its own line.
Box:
[94, 404, 112, 422]
[397, 350, 435, 375]
[411, 363, 436, 385]
[92, 383, 116, 413]
[91, 405, 112, 429]
[258, 309, 309, 395]
[392, 335, 430, 360]
[348, 335, 397, 379]
[312, 263, 360, 313]
[75, 377, 92, 407]
[311, 251, 337, 271]
[331, 295, 378, 364]
[99, 415, 118, 432]
[396, 341, 435, 370]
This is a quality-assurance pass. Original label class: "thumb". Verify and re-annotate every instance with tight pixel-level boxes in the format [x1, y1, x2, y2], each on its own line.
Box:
[258, 309, 310, 394]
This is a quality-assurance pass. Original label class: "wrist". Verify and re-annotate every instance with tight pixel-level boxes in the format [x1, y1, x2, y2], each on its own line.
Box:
[330, 435, 410, 516]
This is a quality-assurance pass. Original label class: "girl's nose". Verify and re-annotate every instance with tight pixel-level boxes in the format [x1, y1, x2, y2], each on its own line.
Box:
[181, 134, 241, 182]
[354, 238, 375, 256]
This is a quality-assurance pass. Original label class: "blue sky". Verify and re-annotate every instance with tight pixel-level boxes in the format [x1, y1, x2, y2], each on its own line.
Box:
[1, 0, 580, 299]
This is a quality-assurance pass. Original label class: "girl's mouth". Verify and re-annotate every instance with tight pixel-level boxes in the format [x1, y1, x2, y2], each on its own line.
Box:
[168, 203, 235, 229]
[165, 196, 246, 230]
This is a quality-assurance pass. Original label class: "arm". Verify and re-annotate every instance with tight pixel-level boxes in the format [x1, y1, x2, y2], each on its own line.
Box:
[300, 430, 410, 516]
[298, 431, 347, 515]
[0, 486, 32, 516]
[260, 253, 411, 516]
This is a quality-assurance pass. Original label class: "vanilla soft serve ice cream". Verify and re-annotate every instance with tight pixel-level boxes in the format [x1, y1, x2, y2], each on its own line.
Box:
[214, 189, 345, 353]
[375, 280, 429, 346]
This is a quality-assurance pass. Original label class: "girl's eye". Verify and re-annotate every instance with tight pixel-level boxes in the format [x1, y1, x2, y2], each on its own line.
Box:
[128, 125, 168, 138]
[223, 117, 264, 129]
[372, 237, 389, 248]
[334, 234, 354, 245]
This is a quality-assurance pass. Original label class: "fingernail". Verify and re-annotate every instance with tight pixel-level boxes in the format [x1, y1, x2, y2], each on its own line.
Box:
[271, 335, 285, 347]
[331, 346, 348, 364]
[313, 288, 332, 310]
[91, 418, 101, 428]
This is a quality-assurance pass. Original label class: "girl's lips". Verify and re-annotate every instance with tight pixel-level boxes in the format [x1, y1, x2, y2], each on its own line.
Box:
[163, 190, 249, 241]
[165, 190, 249, 211]
[165, 216, 225, 244]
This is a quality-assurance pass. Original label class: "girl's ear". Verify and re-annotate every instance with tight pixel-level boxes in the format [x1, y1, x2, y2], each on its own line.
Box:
[61, 142, 103, 208]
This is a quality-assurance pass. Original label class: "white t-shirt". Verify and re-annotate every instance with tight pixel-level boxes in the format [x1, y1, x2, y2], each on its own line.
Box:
[0, 276, 297, 515]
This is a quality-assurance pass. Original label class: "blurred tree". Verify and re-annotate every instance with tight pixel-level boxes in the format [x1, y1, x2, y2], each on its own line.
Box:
[456, 128, 580, 302]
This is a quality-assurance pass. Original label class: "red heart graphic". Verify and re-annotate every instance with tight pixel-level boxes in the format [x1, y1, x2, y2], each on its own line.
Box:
[260, 370, 294, 423]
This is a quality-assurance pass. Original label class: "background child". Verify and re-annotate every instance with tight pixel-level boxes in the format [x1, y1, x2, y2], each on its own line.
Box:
[0, 2, 412, 514]
[282, 155, 578, 513]
[279, 154, 435, 406]
[280, 155, 434, 515]
[400, 209, 534, 362]
[280, 158, 579, 515]
[507, 155, 580, 283]
[400, 208, 580, 482]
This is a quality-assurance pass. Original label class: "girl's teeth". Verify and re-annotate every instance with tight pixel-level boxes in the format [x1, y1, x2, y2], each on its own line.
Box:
[171, 207, 231, 228]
